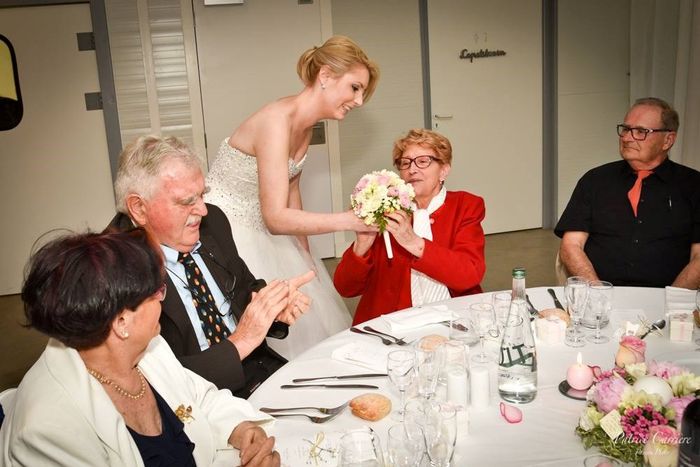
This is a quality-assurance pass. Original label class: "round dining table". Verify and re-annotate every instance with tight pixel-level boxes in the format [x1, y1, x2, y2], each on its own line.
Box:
[249, 286, 696, 466]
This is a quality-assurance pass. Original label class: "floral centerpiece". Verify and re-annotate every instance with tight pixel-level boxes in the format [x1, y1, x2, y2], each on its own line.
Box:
[576, 336, 700, 466]
[350, 169, 415, 259]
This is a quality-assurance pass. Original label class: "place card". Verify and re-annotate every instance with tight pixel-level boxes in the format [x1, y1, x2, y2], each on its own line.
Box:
[600, 410, 623, 440]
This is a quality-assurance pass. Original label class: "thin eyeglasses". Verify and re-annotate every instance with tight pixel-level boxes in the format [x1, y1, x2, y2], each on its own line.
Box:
[616, 124, 672, 141]
[394, 155, 439, 170]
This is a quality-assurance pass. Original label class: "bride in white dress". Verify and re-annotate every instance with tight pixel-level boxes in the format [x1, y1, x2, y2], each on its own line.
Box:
[205, 36, 380, 359]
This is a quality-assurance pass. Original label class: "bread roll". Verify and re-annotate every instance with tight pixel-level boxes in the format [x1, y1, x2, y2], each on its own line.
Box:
[349, 393, 391, 421]
[417, 334, 448, 351]
[538, 308, 571, 326]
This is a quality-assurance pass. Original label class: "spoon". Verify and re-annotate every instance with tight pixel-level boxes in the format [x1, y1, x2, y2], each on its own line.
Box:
[639, 319, 666, 339]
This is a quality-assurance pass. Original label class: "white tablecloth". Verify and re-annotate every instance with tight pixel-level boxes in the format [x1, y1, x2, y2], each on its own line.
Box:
[249, 286, 695, 466]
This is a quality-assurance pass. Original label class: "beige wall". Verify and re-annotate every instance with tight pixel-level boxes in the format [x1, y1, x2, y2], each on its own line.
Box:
[557, 0, 631, 216]
[331, 0, 425, 248]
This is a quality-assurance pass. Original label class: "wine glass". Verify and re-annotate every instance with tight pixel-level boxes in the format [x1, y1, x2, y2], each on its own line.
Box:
[492, 292, 511, 333]
[469, 303, 497, 363]
[387, 349, 416, 421]
[565, 277, 589, 347]
[386, 423, 425, 467]
[421, 401, 458, 467]
[415, 337, 443, 400]
[338, 427, 385, 467]
[586, 280, 613, 344]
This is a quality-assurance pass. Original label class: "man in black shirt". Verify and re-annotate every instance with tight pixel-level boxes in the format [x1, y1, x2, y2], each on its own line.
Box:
[555, 97, 700, 288]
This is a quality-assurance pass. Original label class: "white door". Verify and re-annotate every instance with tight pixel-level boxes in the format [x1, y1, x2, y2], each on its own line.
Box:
[0, 4, 116, 294]
[192, 0, 335, 258]
[428, 0, 543, 233]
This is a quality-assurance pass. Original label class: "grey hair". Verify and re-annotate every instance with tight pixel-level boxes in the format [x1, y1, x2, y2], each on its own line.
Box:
[114, 135, 202, 213]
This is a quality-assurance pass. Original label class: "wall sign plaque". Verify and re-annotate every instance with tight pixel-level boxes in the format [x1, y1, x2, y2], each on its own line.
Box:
[459, 48, 506, 62]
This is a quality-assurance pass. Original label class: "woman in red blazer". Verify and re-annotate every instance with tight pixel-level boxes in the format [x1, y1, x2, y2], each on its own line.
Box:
[334, 129, 486, 325]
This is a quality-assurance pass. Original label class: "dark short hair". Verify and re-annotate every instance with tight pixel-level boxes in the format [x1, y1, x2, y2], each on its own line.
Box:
[22, 229, 164, 350]
[633, 97, 679, 132]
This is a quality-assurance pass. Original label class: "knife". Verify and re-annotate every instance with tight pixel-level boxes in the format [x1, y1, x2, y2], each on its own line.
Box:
[525, 294, 539, 317]
[547, 288, 564, 309]
[292, 373, 387, 383]
[281, 384, 379, 389]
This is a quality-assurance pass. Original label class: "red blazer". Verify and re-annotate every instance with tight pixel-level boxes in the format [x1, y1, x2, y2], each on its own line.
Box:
[334, 190, 486, 325]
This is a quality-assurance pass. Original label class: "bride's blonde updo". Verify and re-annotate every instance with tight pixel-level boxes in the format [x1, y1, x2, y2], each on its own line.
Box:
[297, 35, 380, 102]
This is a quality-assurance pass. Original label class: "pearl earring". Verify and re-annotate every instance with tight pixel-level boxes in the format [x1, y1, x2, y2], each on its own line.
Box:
[122, 330, 129, 338]
[321, 82, 326, 90]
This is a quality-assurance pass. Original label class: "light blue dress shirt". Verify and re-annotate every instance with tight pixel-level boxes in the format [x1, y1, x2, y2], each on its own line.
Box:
[161, 242, 236, 351]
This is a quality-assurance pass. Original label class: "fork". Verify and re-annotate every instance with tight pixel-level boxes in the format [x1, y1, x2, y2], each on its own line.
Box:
[264, 410, 343, 423]
[259, 401, 348, 415]
[363, 326, 409, 345]
[350, 327, 392, 345]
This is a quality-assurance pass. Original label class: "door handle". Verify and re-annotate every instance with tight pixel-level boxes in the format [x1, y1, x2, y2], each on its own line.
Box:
[433, 114, 453, 119]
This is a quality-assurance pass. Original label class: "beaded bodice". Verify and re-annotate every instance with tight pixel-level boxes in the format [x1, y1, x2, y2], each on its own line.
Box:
[205, 138, 306, 232]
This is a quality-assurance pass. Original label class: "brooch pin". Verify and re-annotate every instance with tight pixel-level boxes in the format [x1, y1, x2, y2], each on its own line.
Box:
[175, 404, 195, 423]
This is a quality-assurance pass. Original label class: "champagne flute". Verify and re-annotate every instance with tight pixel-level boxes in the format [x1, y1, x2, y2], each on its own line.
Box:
[415, 337, 443, 400]
[492, 292, 511, 334]
[565, 277, 588, 347]
[387, 349, 416, 421]
[387, 423, 425, 467]
[469, 303, 497, 363]
[586, 280, 613, 344]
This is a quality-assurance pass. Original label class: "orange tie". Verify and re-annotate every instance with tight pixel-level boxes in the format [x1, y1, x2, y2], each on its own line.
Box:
[627, 170, 653, 217]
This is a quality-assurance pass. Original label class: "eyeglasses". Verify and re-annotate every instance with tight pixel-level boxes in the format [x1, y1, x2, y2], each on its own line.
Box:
[616, 124, 672, 141]
[155, 283, 167, 302]
[394, 155, 439, 170]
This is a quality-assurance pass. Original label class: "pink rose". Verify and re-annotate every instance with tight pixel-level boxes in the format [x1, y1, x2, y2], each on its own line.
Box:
[592, 375, 630, 413]
[648, 361, 685, 379]
[615, 335, 646, 368]
[387, 187, 398, 197]
[644, 426, 679, 467]
[667, 395, 696, 426]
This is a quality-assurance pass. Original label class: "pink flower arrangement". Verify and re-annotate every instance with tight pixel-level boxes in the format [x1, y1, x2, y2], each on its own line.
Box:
[576, 360, 698, 465]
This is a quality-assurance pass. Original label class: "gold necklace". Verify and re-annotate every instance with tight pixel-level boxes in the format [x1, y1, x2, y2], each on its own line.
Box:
[87, 366, 147, 400]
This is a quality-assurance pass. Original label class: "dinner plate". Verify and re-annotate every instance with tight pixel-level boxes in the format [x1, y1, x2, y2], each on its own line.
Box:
[652, 350, 700, 374]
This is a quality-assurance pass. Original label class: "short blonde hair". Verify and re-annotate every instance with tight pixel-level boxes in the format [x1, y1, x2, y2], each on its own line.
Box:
[297, 35, 380, 102]
[392, 129, 453, 165]
[114, 135, 201, 213]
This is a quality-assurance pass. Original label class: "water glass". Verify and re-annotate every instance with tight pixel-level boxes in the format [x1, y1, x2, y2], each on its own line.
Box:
[564, 276, 589, 347]
[338, 427, 385, 467]
[469, 302, 497, 363]
[585, 280, 613, 343]
[386, 423, 424, 467]
[387, 349, 416, 421]
[415, 337, 443, 400]
[422, 402, 458, 467]
[448, 308, 479, 345]
[492, 292, 511, 332]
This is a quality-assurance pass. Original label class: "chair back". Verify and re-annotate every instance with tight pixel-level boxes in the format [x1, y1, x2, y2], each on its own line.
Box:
[554, 251, 570, 286]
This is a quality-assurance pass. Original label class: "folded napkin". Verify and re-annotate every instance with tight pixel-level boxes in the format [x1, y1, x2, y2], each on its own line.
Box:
[381, 305, 455, 333]
[665, 286, 697, 313]
[331, 342, 391, 373]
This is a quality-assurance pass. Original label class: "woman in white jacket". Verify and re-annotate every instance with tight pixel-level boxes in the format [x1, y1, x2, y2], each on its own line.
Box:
[1, 229, 279, 466]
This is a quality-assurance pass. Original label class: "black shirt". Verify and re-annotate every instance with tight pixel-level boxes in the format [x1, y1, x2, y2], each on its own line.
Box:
[127, 385, 196, 467]
[555, 158, 700, 287]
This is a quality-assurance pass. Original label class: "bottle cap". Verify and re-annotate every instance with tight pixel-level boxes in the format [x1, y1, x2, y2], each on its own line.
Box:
[512, 267, 526, 278]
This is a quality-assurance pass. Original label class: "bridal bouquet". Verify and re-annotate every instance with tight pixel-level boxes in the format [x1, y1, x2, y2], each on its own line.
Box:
[350, 169, 415, 258]
[576, 353, 700, 466]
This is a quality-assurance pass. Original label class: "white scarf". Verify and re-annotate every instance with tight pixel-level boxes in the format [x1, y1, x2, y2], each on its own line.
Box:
[410, 187, 451, 306]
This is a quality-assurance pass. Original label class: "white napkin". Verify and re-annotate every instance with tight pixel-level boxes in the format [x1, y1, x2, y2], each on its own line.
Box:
[331, 342, 391, 372]
[381, 305, 454, 333]
[665, 286, 697, 313]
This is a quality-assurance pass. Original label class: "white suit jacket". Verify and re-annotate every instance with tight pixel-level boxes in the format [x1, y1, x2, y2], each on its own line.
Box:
[1, 336, 272, 466]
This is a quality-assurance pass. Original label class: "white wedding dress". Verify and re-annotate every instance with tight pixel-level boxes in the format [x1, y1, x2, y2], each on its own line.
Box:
[204, 138, 351, 359]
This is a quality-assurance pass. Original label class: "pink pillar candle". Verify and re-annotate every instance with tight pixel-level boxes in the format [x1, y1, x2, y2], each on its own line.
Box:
[566, 352, 594, 390]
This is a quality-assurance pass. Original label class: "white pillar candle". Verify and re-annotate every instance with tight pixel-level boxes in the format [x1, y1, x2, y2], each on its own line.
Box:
[447, 368, 468, 407]
[470, 365, 490, 409]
